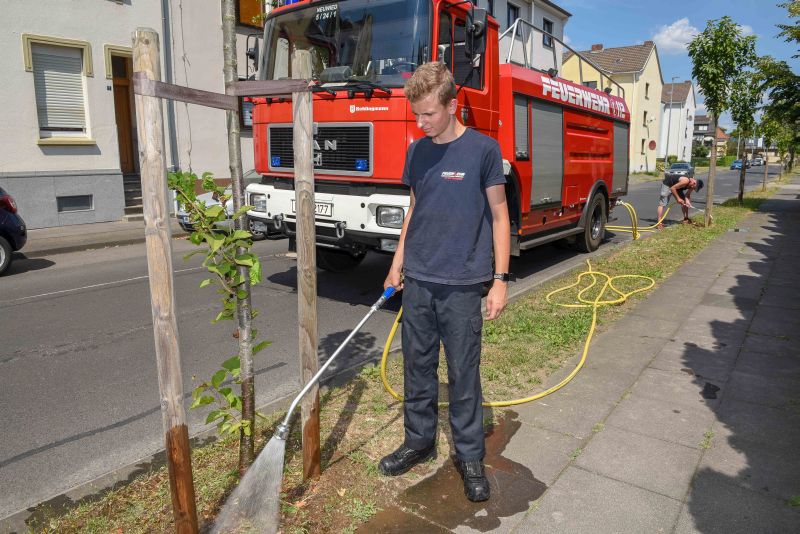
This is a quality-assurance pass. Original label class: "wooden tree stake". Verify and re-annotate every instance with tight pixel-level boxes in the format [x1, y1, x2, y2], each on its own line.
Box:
[292, 49, 321, 481]
[133, 27, 198, 533]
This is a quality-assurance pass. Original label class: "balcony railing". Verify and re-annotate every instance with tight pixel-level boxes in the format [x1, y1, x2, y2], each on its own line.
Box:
[499, 18, 625, 100]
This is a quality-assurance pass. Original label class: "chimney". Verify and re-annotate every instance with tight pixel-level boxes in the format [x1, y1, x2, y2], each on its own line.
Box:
[591, 44, 603, 51]
[644, 40, 654, 46]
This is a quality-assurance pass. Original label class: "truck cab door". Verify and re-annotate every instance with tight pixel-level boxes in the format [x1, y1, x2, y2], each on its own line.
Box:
[436, 9, 491, 134]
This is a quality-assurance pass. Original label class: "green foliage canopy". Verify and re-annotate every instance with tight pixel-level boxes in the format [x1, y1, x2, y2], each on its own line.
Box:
[687, 16, 756, 119]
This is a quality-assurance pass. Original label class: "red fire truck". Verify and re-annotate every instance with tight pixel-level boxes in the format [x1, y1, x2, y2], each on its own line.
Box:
[246, 0, 630, 271]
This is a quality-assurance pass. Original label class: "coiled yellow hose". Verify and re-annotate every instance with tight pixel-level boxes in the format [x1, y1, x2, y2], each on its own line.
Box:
[607, 200, 672, 239]
[380, 260, 654, 407]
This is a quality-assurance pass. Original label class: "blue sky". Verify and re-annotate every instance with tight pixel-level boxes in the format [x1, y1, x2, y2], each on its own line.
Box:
[559, 0, 799, 129]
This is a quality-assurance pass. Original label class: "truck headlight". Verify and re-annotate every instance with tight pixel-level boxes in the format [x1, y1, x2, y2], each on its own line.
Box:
[250, 193, 267, 212]
[376, 206, 404, 228]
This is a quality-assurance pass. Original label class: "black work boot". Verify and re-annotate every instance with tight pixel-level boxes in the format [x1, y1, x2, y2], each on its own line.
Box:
[455, 459, 490, 502]
[378, 443, 436, 476]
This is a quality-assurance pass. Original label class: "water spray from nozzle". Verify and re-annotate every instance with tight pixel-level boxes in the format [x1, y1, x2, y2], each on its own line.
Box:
[272, 286, 397, 441]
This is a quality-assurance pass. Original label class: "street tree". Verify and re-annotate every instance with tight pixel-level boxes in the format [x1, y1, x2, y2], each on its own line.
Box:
[729, 68, 762, 202]
[688, 16, 756, 226]
[758, 114, 783, 189]
[777, 1, 800, 57]
[759, 56, 800, 170]
[221, 0, 256, 472]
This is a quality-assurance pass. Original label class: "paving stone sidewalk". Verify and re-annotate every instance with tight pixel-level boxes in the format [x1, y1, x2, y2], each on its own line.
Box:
[362, 178, 800, 533]
[20, 218, 187, 258]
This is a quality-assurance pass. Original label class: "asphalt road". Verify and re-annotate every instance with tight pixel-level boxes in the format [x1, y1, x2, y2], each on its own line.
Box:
[0, 164, 780, 521]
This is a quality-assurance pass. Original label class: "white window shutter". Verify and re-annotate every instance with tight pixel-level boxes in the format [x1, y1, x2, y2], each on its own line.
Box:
[32, 44, 86, 131]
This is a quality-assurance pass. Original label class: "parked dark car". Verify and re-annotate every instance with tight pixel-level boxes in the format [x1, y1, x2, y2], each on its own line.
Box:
[664, 162, 695, 180]
[0, 186, 27, 275]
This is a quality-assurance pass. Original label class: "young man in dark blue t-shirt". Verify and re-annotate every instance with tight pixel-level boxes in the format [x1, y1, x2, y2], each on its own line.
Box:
[378, 62, 510, 503]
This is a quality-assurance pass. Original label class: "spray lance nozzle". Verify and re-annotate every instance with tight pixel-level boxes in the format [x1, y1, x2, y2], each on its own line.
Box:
[372, 286, 396, 310]
[272, 286, 398, 442]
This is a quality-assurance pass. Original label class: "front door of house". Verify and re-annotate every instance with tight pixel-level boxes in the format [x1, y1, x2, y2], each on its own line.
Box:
[112, 55, 136, 173]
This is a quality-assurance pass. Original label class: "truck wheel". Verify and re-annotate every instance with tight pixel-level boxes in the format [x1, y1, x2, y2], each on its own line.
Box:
[248, 218, 266, 241]
[0, 236, 12, 276]
[316, 247, 366, 272]
[576, 194, 606, 253]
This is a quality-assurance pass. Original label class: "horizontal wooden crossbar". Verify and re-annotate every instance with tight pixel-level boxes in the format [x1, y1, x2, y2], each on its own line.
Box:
[226, 79, 310, 97]
[133, 73, 310, 110]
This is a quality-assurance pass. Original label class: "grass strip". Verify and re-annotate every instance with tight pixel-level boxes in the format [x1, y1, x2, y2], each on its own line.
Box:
[25, 177, 790, 534]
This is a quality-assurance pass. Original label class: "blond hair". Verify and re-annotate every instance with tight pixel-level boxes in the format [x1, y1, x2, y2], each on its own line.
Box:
[404, 62, 457, 105]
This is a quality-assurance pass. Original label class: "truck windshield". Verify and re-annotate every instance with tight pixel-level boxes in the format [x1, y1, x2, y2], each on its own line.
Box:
[260, 0, 430, 87]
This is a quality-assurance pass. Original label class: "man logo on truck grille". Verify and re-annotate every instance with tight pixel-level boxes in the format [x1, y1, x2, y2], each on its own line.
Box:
[314, 140, 337, 151]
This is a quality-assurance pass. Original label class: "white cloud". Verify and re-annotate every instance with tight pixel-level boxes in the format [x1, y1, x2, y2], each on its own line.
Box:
[563, 34, 572, 45]
[740, 24, 754, 36]
[652, 18, 699, 54]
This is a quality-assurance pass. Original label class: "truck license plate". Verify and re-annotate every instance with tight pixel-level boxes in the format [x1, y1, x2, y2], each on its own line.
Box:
[291, 200, 333, 217]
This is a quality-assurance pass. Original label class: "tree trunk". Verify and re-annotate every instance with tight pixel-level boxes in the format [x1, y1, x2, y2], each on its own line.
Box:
[221, 0, 255, 473]
[762, 153, 769, 191]
[705, 115, 718, 227]
[738, 147, 746, 204]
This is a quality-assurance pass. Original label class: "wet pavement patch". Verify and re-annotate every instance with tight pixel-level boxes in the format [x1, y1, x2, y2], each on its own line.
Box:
[359, 411, 546, 532]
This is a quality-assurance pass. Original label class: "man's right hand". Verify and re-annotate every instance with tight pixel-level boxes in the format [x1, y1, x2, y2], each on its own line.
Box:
[385, 265, 404, 291]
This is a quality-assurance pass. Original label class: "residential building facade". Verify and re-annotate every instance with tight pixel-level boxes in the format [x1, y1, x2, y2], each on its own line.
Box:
[3, 0, 572, 230]
[693, 115, 728, 158]
[658, 80, 695, 161]
[561, 41, 664, 173]
[1, 1, 265, 229]
[480, 0, 571, 72]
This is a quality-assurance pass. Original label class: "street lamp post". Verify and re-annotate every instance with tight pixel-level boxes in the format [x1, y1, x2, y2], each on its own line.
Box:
[664, 76, 678, 162]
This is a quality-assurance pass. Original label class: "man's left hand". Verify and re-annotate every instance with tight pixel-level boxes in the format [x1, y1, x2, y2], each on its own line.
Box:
[485, 282, 508, 320]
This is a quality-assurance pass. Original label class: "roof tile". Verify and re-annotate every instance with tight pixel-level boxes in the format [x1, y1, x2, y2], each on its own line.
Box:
[661, 81, 692, 104]
[564, 42, 655, 74]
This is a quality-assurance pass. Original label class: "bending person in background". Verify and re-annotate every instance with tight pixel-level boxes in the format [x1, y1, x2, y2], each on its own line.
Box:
[657, 175, 704, 228]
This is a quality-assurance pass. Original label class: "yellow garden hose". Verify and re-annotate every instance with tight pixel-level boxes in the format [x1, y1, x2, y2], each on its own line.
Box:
[380, 260, 655, 407]
[607, 200, 673, 239]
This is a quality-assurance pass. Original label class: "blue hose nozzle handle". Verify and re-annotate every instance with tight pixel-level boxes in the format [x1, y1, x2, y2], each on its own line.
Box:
[373, 286, 397, 309]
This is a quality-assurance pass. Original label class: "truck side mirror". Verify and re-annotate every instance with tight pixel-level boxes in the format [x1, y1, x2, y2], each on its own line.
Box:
[245, 33, 261, 77]
[466, 8, 487, 57]
[246, 46, 259, 66]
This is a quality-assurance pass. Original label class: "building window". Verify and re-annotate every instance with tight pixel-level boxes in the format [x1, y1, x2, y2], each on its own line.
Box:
[507, 3, 519, 29]
[641, 139, 646, 155]
[583, 80, 597, 89]
[486, 0, 494, 16]
[645, 82, 650, 99]
[57, 194, 93, 212]
[542, 18, 554, 48]
[31, 43, 88, 138]
[643, 110, 648, 127]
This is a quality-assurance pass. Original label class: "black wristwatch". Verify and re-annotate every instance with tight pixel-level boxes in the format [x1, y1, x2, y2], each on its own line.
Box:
[493, 272, 511, 282]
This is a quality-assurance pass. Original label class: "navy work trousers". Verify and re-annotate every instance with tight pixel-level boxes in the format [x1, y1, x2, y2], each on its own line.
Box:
[401, 277, 485, 461]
